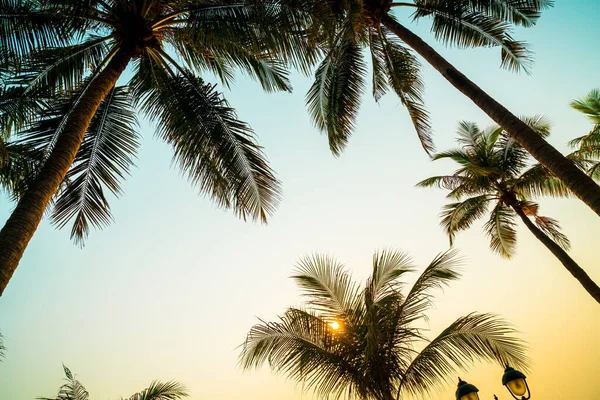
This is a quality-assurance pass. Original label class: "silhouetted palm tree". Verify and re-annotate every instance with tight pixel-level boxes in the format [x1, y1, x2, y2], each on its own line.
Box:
[39, 364, 187, 400]
[240, 248, 529, 400]
[301, 0, 600, 216]
[0, 0, 313, 295]
[418, 118, 600, 304]
[569, 89, 600, 178]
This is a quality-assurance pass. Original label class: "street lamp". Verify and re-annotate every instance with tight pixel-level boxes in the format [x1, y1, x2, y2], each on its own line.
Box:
[456, 366, 530, 400]
[502, 366, 530, 400]
[455, 378, 480, 400]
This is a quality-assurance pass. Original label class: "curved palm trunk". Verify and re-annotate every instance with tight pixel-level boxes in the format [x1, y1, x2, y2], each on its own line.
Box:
[511, 205, 600, 304]
[0, 49, 133, 296]
[379, 15, 600, 217]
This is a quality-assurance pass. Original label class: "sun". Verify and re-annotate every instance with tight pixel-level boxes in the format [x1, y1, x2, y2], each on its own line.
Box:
[329, 321, 340, 330]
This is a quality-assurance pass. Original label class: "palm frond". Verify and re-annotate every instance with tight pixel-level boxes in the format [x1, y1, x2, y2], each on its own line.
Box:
[518, 201, 570, 251]
[373, 27, 433, 153]
[368, 248, 414, 303]
[440, 195, 492, 245]
[514, 162, 571, 198]
[292, 253, 361, 322]
[399, 249, 462, 325]
[457, 0, 553, 27]
[412, 2, 532, 73]
[133, 54, 281, 223]
[0, 0, 72, 65]
[38, 364, 90, 400]
[398, 313, 529, 398]
[570, 88, 600, 124]
[484, 203, 517, 258]
[11, 35, 114, 96]
[0, 84, 48, 136]
[0, 330, 5, 361]
[306, 34, 366, 156]
[51, 85, 139, 246]
[126, 381, 188, 400]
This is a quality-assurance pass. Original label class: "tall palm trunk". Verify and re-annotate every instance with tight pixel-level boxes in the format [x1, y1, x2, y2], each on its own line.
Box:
[511, 204, 600, 304]
[0, 49, 133, 296]
[379, 14, 600, 218]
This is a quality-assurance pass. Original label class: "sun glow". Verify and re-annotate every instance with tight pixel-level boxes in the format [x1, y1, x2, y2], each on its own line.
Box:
[329, 321, 340, 330]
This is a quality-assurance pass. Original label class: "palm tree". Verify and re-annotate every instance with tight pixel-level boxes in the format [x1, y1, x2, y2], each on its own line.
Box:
[240, 249, 529, 400]
[569, 89, 600, 178]
[417, 119, 600, 304]
[39, 364, 187, 400]
[301, 0, 600, 217]
[0, 0, 314, 296]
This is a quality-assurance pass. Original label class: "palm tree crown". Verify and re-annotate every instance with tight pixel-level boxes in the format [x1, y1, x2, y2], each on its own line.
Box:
[1, 0, 313, 244]
[418, 117, 570, 257]
[240, 249, 529, 400]
[39, 364, 188, 400]
[418, 119, 600, 304]
[302, 0, 551, 155]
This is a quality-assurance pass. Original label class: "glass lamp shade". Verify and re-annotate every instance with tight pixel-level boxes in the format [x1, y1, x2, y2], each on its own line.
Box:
[460, 392, 480, 400]
[502, 366, 529, 399]
[456, 379, 479, 400]
[506, 378, 527, 396]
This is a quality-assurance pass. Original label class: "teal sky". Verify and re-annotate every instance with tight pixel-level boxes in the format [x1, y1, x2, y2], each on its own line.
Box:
[1, 2, 600, 399]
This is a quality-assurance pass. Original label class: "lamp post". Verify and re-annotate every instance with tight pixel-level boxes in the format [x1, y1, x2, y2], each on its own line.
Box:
[455, 366, 530, 400]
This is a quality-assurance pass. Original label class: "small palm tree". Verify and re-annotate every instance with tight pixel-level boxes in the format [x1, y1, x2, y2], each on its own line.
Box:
[240, 249, 529, 400]
[569, 89, 600, 178]
[301, 0, 600, 216]
[39, 364, 187, 400]
[417, 119, 600, 304]
[0, 0, 312, 295]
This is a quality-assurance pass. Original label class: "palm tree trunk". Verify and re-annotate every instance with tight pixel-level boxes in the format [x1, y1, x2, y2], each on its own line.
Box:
[0, 48, 133, 296]
[511, 204, 600, 304]
[379, 14, 600, 217]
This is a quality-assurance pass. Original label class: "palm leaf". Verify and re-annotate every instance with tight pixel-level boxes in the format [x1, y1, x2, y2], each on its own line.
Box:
[399, 249, 462, 325]
[373, 27, 433, 153]
[38, 364, 90, 400]
[51, 85, 139, 246]
[412, 2, 532, 72]
[484, 203, 517, 258]
[518, 201, 570, 251]
[292, 253, 361, 322]
[133, 54, 281, 223]
[0, 0, 71, 65]
[440, 195, 492, 244]
[11, 35, 113, 96]
[514, 162, 571, 198]
[306, 33, 366, 156]
[126, 381, 188, 400]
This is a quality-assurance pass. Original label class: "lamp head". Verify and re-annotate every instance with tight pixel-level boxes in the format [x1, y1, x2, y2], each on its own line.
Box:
[455, 378, 480, 400]
[502, 366, 530, 399]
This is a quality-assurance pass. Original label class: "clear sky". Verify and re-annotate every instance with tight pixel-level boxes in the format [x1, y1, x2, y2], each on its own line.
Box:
[1, 2, 599, 399]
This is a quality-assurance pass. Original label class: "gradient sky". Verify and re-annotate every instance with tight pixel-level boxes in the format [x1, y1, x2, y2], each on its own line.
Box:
[1, 2, 599, 399]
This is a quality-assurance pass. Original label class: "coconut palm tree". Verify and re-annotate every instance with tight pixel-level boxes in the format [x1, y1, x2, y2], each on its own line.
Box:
[301, 0, 600, 217]
[240, 248, 529, 400]
[568, 89, 600, 178]
[417, 118, 600, 304]
[0, 0, 315, 296]
[39, 364, 187, 400]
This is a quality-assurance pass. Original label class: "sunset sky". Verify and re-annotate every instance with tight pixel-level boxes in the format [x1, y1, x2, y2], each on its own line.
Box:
[1, 1, 599, 399]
